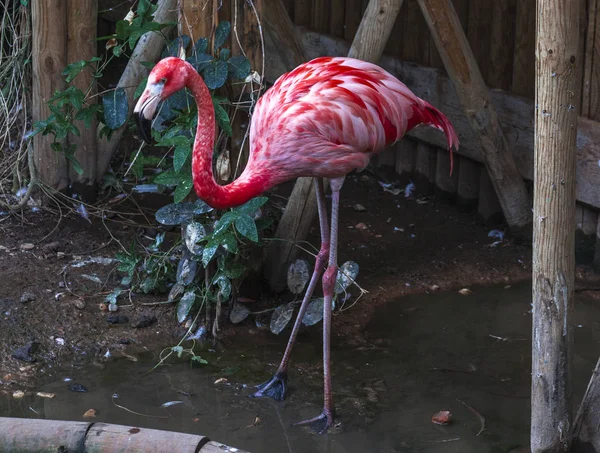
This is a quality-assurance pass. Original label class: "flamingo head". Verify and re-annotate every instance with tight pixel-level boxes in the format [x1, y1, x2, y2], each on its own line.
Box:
[133, 57, 189, 143]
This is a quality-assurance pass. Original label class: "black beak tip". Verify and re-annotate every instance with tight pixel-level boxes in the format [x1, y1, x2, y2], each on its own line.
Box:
[134, 112, 152, 144]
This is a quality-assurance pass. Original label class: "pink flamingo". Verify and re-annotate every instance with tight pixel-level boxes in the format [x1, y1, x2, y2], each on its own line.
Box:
[134, 56, 459, 433]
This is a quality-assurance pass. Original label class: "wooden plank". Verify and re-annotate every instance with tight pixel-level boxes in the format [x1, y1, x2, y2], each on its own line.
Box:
[430, 0, 468, 70]
[418, 0, 531, 232]
[582, 206, 598, 235]
[531, 0, 579, 450]
[466, 0, 492, 86]
[295, 0, 312, 27]
[572, 358, 600, 452]
[456, 155, 480, 209]
[403, 0, 429, 65]
[67, 0, 97, 198]
[344, 0, 366, 41]
[511, 0, 536, 97]
[311, 0, 330, 33]
[395, 139, 417, 174]
[384, 0, 406, 57]
[581, 0, 600, 118]
[487, 0, 517, 90]
[435, 147, 458, 196]
[375, 146, 397, 167]
[183, 0, 214, 43]
[594, 213, 600, 270]
[31, 0, 69, 191]
[415, 142, 436, 192]
[330, 0, 346, 38]
[265, 29, 600, 211]
[264, 0, 309, 68]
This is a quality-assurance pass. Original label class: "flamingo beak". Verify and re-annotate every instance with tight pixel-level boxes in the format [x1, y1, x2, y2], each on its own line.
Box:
[133, 82, 164, 143]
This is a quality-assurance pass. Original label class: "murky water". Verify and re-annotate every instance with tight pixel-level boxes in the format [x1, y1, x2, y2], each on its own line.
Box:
[2, 282, 599, 452]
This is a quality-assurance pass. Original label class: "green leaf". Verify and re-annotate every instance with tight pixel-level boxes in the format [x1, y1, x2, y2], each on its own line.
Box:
[137, 0, 158, 19]
[171, 345, 184, 358]
[214, 21, 231, 50]
[213, 212, 234, 236]
[219, 231, 238, 254]
[102, 88, 128, 130]
[177, 291, 196, 323]
[173, 145, 191, 173]
[202, 240, 219, 266]
[219, 48, 231, 61]
[203, 60, 228, 89]
[215, 275, 232, 299]
[219, 258, 246, 279]
[174, 172, 193, 203]
[212, 100, 232, 137]
[191, 355, 208, 365]
[228, 55, 251, 79]
[187, 53, 213, 72]
[74, 104, 100, 129]
[235, 215, 258, 242]
[62, 60, 87, 83]
[236, 196, 268, 215]
[105, 288, 123, 305]
[154, 169, 180, 186]
[162, 35, 191, 58]
[193, 37, 208, 54]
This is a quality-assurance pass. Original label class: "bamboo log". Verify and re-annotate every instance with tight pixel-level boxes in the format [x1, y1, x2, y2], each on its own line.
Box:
[417, 0, 532, 234]
[67, 0, 98, 199]
[531, 0, 580, 451]
[572, 358, 600, 452]
[32, 0, 69, 191]
[0, 418, 88, 452]
[263, 0, 404, 291]
[95, 0, 177, 184]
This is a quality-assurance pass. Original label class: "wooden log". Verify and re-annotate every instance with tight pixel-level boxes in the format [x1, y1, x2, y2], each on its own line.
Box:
[456, 155, 480, 209]
[478, 168, 502, 223]
[31, 0, 69, 192]
[435, 147, 457, 198]
[531, 0, 579, 450]
[395, 139, 416, 175]
[0, 418, 88, 452]
[430, 0, 468, 71]
[67, 0, 98, 199]
[594, 212, 600, 270]
[85, 423, 209, 453]
[572, 358, 600, 453]
[417, 0, 532, 234]
[96, 0, 177, 184]
[512, 0, 536, 97]
[264, 29, 600, 211]
[264, 0, 404, 291]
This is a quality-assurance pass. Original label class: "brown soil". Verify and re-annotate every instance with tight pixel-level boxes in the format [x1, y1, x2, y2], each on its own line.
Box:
[1, 170, 597, 391]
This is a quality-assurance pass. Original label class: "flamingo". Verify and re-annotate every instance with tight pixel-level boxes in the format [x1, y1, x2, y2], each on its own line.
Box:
[134, 55, 459, 433]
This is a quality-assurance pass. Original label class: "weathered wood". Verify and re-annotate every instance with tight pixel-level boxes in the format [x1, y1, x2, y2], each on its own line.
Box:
[311, 0, 330, 32]
[415, 142, 436, 191]
[417, 0, 532, 233]
[456, 155, 480, 209]
[294, 0, 311, 27]
[200, 441, 250, 452]
[330, 0, 346, 38]
[395, 139, 416, 175]
[531, 0, 580, 450]
[403, 0, 429, 65]
[581, 0, 600, 118]
[466, 0, 492, 86]
[31, 0, 69, 191]
[265, 29, 600, 211]
[374, 146, 396, 168]
[582, 206, 598, 236]
[0, 418, 88, 452]
[96, 0, 177, 183]
[430, 0, 468, 71]
[344, 0, 366, 41]
[264, 0, 308, 68]
[183, 0, 214, 43]
[487, 0, 517, 90]
[594, 213, 600, 270]
[512, 0, 536, 97]
[572, 358, 600, 453]
[478, 168, 503, 223]
[435, 147, 457, 197]
[67, 0, 98, 198]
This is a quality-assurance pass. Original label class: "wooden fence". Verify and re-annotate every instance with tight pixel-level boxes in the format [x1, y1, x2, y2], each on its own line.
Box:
[266, 0, 600, 264]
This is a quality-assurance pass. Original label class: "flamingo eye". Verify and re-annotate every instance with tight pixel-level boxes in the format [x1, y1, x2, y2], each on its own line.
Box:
[159, 77, 167, 84]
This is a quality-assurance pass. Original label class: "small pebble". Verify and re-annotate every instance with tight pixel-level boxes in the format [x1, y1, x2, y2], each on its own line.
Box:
[355, 222, 368, 230]
[42, 242, 60, 252]
[458, 288, 473, 296]
[20, 243, 35, 251]
[430, 285, 440, 292]
[74, 299, 86, 310]
[352, 204, 366, 212]
[12, 390, 25, 399]
[20, 292, 36, 303]
[107, 314, 129, 324]
[432, 410, 452, 425]
[83, 408, 97, 418]
[132, 314, 157, 329]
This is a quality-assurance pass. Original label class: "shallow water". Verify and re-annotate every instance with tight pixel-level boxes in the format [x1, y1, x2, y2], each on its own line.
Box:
[2, 281, 599, 453]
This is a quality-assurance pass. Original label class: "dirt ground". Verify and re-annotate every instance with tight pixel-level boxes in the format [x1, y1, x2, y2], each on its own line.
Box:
[1, 169, 598, 392]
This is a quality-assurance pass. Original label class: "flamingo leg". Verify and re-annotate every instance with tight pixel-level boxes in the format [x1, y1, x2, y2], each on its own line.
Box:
[252, 178, 330, 401]
[294, 176, 344, 434]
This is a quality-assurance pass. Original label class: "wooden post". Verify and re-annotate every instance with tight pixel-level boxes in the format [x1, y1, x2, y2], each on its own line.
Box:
[531, 0, 579, 451]
[96, 0, 177, 183]
[572, 358, 600, 452]
[263, 0, 404, 291]
[67, 0, 98, 199]
[417, 0, 532, 235]
[32, 0, 69, 191]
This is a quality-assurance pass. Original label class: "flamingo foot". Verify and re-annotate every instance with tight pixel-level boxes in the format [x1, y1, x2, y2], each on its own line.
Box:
[250, 372, 287, 401]
[293, 409, 334, 434]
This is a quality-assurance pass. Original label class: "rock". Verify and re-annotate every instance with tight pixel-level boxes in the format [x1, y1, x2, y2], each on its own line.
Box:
[36, 392, 55, 399]
[355, 222, 368, 230]
[83, 408, 97, 418]
[11, 342, 39, 362]
[20, 292, 36, 303]
[353, 204, 366, 212]
[107, 314, 129, 324]
[42, 241, 60, 252]
[118, 338, 131, 345]
[20, 243, 35, 251]
[214, 377, 228, 385]
[132, 314, 157, 329]
[430, 284, 440, 292]
[108, 303, 118, 312]
[12, 390, 25, 398]
[458, 288, 473, 296]
[68, 383, 88, 393]
[431, 410, 452, 425]
[74, 299, 85, 310]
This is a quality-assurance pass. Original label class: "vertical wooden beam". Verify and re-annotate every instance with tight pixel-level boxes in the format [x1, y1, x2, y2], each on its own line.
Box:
[183, 0, 214, 43]
[466, 0, 492, 86]
[294, 0, 311, 27]
[32, 0, 68, 191]
[330, 0, 346, 38]
[311, 0, 330, 32]
[581, 0, 599, 118]
[512, 0, 536, 97]
[417, 0, 532, 234]
[67, 0, 98, 199]
[264, 0, 309, 67]
[531, 0, 579, 451]
[487, 0, 517, 90]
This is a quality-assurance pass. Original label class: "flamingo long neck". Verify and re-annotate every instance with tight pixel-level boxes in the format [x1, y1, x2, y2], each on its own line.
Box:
[186, 67, 269, 209]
